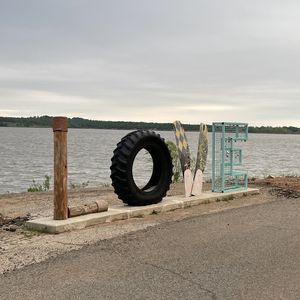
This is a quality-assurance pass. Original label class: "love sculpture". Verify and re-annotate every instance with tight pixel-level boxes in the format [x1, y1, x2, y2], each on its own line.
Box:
[51, 117, 248, 220]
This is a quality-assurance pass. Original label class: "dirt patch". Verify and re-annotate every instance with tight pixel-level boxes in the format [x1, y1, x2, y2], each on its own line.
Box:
[254, 176, 300, 199]
[269, 188, 300, 199]
[254, 176, 300, 191]
[1, 178, 299, 223]
[0, 182, 189, 221]
[0, 186, 120, 220]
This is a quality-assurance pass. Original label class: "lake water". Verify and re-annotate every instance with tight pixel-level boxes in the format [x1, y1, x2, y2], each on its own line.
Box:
[0, 127, 299, 193]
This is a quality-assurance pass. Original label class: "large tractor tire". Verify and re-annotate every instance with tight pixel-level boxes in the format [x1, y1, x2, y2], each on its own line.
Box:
[110, 130, 173, 206]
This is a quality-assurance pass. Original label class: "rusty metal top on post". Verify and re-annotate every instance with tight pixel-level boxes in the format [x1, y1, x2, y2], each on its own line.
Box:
[53, 117, 68, 132]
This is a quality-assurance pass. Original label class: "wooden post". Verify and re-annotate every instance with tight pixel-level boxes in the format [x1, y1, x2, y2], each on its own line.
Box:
[53, 117, 68, 220]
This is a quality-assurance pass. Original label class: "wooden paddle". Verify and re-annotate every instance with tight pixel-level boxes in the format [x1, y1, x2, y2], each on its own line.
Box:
[173, 121, 208, 197]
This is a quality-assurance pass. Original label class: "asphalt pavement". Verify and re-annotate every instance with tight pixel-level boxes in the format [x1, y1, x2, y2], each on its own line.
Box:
[1, 197, 299, 299]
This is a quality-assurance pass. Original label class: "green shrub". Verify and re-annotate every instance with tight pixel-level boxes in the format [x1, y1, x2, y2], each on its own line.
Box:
[27, 175, 51, 192]
[166, 140, 182, 183]
[166, 140, 197, 183]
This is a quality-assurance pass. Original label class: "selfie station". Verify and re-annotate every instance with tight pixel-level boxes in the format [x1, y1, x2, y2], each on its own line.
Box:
[26, 117, 258, 234]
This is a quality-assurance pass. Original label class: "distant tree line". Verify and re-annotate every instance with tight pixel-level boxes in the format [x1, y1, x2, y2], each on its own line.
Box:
[0, 115, 299, 134]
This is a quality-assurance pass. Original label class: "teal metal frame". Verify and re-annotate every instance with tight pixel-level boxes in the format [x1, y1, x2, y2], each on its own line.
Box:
[212, 122, 248, 193]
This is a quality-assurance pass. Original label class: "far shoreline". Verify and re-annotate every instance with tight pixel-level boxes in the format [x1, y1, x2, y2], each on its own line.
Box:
[0, 116, 300, 135]
[1, 125, 300, 135]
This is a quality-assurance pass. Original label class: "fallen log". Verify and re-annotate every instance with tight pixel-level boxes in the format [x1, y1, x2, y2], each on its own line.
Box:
[68, 200, 108, 218]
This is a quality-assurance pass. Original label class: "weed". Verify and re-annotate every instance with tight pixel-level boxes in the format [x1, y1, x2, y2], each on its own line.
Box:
[134, 214, 144, 218]
[69, 180, 90, 189]
[280, 173, 299, 178]
[27, 175, 51, 192]
[168, 208, 178, 212]
[20, 230, 42, 238]
[166, 140, 196, 183]
[222, 195, 234, 202]
[166, 140, 182, 183]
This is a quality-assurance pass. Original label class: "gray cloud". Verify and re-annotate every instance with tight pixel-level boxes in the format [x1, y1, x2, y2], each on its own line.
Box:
[1, 0, 300, 125]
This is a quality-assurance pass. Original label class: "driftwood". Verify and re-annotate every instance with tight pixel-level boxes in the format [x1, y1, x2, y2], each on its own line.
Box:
[68, 200, 108, 218]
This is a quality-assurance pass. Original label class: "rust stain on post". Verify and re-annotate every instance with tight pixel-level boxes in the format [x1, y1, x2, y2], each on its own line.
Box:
[53, 117, 68, 220]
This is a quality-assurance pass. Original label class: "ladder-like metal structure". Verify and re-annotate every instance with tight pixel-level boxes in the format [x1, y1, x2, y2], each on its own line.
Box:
[212, 122, 248, 193]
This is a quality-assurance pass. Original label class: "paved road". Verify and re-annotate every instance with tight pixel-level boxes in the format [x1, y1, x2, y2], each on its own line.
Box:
[1, 198, 299, 299]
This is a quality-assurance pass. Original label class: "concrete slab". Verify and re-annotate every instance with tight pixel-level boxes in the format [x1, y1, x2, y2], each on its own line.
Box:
[25, 209, 130, 234]
[25, 188, 259, 234]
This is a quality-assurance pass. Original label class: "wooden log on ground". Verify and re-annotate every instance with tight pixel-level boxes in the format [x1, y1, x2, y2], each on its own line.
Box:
[68, 200, 109, 218]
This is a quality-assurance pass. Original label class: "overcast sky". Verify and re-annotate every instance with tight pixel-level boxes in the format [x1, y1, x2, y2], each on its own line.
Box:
[0, 1, 299, 126]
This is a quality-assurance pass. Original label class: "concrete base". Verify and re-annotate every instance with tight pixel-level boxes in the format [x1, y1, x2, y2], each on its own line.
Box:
[26, 188, 259, 234]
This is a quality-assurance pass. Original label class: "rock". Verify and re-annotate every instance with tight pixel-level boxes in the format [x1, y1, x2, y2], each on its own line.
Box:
[11, 217, 24, 226]
[4, 225, 18, 232]
[8, 215, 31, 227]
[267, 175, 275, 179]
[0, 214, 12, 226]
[270, 187, 300, 199]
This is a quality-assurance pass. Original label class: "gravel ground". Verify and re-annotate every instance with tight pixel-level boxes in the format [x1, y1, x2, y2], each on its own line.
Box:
[0, 182, 185, 274]
[0, 182, 282, 275]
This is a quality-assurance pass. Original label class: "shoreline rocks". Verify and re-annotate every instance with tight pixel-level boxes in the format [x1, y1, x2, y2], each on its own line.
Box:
[0, 214, 31, 231]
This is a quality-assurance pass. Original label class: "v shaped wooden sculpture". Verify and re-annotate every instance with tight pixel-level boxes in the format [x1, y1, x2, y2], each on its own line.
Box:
[173, 121, 208, 197]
